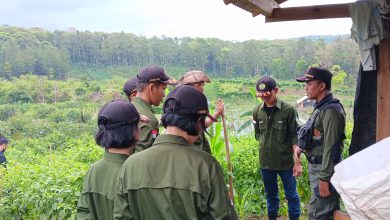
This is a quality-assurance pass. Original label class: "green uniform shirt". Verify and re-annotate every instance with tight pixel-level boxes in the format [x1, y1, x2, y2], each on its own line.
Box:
[77, 151, 129, 220]
[132, 97, 159, 152]
[191, 132, 212, 154]
[114, 134, 238, 220]
[306, 94, 345, 181]
[253, 98, 298, 170]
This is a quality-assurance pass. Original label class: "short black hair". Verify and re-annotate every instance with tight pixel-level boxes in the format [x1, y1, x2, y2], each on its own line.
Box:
[0, 136, 8, 145]
[161, 99, 205, 136]
[95, 123, 138, 149]
[314, 79, 332, 91]
[124, 90, 135, 97]
[324, 81, 332, 90]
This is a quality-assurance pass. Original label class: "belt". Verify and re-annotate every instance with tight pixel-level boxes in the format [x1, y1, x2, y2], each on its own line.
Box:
[307, 155, 322, 164]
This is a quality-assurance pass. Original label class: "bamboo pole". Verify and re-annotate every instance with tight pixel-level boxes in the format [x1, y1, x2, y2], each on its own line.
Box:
[221, 110, 234, 205]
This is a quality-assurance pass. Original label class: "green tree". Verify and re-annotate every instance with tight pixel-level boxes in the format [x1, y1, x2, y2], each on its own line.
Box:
[270, 58, 288, 79]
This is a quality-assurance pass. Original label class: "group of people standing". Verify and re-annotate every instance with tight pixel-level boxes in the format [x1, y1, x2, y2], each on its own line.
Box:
[77, 64, 346, 220]
[253, 67, 346, 220]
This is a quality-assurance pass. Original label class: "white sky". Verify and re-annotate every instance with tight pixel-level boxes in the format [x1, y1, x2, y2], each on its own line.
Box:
[0, 0, 355, 41]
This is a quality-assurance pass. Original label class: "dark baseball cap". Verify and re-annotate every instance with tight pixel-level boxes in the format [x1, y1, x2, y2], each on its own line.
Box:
[163, 85, 217, 121]
[179, 70, 211, 85]
[256, 76, 277, 97]
[98, 100, 144, 130]
[296, 66, 333, 83]
[136, 65, 176, 85]
[123, 77, 137, 95]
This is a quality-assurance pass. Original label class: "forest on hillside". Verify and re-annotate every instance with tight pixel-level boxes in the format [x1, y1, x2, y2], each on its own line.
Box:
[0, 25, 360, 219]
[0, 75, 354, 219]
[0, 25, 360, 82]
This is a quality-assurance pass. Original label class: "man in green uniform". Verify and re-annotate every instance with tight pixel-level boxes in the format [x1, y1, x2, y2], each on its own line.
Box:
[132, 64, 175, 152]
[252, 76, 301, 220]
[114, 85, 238, 220]
[296, 66, 346, 220]
[123, 77, 138, 102]
[77, 100, 145, 220]
[178, 70, 223, 154]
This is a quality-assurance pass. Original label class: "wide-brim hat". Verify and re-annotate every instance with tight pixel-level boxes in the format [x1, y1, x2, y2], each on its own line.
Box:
[163, 85, 217, 122]
[179, 70, 211, 85]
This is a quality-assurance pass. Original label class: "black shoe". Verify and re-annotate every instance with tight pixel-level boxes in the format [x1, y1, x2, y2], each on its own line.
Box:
[268, 215, 278, 220]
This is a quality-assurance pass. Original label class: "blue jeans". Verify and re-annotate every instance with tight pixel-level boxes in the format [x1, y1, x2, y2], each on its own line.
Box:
[261, 169, 301, 220]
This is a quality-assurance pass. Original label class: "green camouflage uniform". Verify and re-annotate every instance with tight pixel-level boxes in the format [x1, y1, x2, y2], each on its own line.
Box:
[306, 94, 345, 220]
[77, 151, 129, 220]
[132, 97, 159, 152]
[114, 134, 238, 220]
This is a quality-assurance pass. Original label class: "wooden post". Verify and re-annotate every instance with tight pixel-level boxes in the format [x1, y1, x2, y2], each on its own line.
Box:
[221, 111, 234, 205]
[377, 39, 390, 141]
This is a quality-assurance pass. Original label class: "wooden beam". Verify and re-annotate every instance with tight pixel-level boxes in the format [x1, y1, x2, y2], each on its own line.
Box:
[265, 3, 350, 22]
[224, 0, 279, 17]
[377, 39, 390, 141]
[275, 0, 287, 4]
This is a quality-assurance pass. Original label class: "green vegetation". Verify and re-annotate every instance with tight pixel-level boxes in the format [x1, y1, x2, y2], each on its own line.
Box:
[0, 74, 355, 219]
[0, 25, 357, 219]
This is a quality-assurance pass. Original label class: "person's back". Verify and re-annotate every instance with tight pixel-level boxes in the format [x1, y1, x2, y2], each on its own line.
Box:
[114, 85, 237, 220]
[77, 100, 143, 220]
[178, 70, 223, 154]
[79, 152, 128, 220]
[116, 135, 232, 219]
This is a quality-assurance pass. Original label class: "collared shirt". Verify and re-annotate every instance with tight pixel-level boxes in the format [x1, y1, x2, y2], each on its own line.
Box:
[132, 97, 159, 152]
[77, 151, 129, 220]
[306, 93, 345, 181]
[253, 98, 298, 170]
[114, 134, 238, 220]
[191, 132, 212, 154]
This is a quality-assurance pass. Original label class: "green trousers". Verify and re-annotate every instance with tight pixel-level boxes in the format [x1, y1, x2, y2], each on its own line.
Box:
[308, 163, 340, 220]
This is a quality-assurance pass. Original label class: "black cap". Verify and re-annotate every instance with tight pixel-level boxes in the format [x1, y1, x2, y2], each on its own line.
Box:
[98, 100, 140, 130]
[163, 85, 216, 121]
[136, 65, 175, 85]
[123, 77, 138, 95]
[256, 76, 276, 97]
[296, 66, 333, 83]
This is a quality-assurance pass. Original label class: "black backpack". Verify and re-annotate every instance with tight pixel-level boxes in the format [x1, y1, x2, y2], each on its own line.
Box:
[297, 98, 345, 152]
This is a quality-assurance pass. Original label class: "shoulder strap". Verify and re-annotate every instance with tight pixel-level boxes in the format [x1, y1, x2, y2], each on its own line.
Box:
[322, 98, 347, 141]
[322, 99, 346, 117]
[306, 98, 340, 133]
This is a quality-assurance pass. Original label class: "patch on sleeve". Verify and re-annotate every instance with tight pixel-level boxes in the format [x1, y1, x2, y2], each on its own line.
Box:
[313, 129, 321, 137]
[152, 129, 158, 139]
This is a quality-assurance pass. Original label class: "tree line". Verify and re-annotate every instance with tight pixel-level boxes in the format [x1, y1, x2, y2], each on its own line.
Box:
[0, 25, 360, 82]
